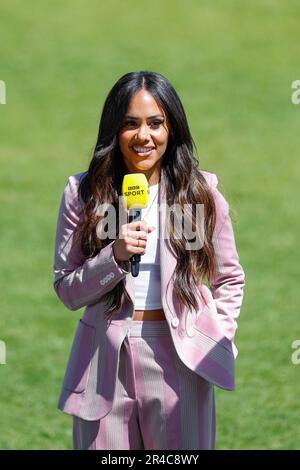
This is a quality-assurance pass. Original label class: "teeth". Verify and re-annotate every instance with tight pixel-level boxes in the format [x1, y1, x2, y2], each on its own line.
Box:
[133, 147, 153, 153]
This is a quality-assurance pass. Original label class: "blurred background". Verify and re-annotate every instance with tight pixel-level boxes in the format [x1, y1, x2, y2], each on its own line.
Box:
[0, 0, 299, 449]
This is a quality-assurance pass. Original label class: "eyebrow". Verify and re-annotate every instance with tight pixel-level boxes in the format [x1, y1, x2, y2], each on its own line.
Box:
[125, 114, 164, 119]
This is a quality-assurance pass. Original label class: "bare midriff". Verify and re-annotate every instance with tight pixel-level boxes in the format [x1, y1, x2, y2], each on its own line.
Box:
[132, 309, 165, 321]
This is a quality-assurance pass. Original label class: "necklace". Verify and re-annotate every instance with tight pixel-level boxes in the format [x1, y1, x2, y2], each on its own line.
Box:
[142, 185, 159, 219]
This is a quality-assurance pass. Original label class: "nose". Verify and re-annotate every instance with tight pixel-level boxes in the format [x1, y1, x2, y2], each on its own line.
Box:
[136, 124, 150, 141]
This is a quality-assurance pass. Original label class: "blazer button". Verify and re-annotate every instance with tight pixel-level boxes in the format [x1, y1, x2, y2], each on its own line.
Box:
[185, 327, 196, 338]
[171, 317, 179, 328]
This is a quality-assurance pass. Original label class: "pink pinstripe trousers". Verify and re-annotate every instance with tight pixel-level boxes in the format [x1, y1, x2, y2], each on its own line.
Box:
[72, 320, 216, 450]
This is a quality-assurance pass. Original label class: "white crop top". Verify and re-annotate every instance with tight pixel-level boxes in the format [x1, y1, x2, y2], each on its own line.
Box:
[131, 182, 162, 310]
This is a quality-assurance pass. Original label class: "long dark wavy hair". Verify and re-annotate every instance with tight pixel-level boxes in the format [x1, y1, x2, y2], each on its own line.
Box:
[75, 71, 217, 319]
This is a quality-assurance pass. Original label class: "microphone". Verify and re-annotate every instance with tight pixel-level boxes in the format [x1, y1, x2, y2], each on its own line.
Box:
[122, 173, 149, 277]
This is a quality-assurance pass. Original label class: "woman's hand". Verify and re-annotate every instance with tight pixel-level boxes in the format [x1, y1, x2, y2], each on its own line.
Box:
[112, 220, 156, 262]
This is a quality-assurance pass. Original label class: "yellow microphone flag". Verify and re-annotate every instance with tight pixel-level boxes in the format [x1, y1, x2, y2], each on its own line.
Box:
[122, 173, 149, 210]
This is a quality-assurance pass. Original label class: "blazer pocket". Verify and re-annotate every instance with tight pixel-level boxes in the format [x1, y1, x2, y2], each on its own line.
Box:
[63, 319, 96, 394]
[193, 309, 233, 354]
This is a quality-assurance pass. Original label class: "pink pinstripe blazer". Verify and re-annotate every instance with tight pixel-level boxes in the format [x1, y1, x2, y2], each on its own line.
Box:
[53, 170, 245, 420]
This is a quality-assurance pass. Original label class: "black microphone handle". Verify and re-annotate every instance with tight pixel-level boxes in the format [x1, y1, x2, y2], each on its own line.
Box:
[128, 209, 141, 277]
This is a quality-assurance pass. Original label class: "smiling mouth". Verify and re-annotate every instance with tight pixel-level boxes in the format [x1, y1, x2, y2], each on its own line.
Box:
[131, 146, 155, 156]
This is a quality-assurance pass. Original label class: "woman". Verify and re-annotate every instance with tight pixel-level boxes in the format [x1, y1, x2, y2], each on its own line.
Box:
[53, 71, 245, 450]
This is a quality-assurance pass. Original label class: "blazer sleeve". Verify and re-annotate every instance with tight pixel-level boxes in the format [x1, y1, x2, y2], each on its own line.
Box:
[53, 174, 131, 311]
[207, 174, 246, 348]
